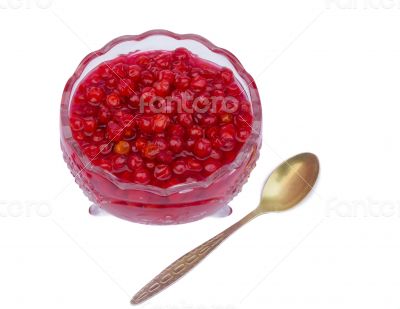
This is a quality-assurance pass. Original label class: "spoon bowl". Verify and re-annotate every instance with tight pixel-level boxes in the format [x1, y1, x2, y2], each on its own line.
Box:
[259, 152, 319, 213]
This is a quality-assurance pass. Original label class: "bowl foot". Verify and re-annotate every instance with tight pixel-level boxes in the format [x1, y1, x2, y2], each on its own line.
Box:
[88, 204, 108, 216]
[210, 204, 232, 218]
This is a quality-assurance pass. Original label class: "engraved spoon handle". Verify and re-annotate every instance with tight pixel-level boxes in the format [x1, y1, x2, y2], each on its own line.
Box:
[131, 209, 261, 305]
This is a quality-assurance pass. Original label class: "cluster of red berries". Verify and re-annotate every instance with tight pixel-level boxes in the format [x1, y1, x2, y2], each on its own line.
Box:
[69, 48, 253, 187]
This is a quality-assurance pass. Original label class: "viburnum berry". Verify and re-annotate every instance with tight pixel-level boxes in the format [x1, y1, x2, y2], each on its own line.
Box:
[106, 93, 121, 107]
[193, 138, 212, 158]
[188, 125, 203, 139]
[157, 150, 173, 164]
[235, 126, 252, 142]
[154, 80, 171, 96]
[168, 124, 185, 137]
[169, 136, 184, 153]
[114, 141, 130, 155]
[142, 142, 160, 160]
[152, 114, 169, 133]
[186, 158, 202, 172]
[158, 70, 175, 82]
[220, 68, 233, 84]
[172, 160, 186, 175]
[86, 87, 104, 104]
[128, 65, 141, 81]
[178, 113, 193, 127]
[175, 76, 190, 90]
[127, 154, 143, 170]
[204, 159, 221, 175]
[133, 168, 151, 184]
[112, 155, 127, 172]
[92, 129, 105, 143]
[83, 144, 99, 159]
[154, 164, 172, 181]
[190, 75, 207, 91]
[107, 121, 124, 141]
[99, 143, 113, 155]
[70, 117, 83, 131]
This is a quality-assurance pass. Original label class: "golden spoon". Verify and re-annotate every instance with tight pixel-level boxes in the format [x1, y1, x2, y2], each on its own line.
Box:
[131, 152, 320, 305]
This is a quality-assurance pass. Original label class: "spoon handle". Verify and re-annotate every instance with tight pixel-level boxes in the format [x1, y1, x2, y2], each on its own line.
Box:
[131, 209, 260, 305]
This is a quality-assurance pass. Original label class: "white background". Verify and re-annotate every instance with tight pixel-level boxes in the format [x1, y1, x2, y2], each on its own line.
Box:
[1, 0, 400, 308]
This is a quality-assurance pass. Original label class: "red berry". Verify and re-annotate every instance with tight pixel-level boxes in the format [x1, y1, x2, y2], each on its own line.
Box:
[133, 168, 151, 184]
[135, 137, 147, 152]
[188, 125, 203, 139]
[70, 117, 83, 131]
[193, 138, 212, 158]
[240, 101, 252, 114]
[153, 137, 168, 151]
[86, 87, 104, 104]
[99, 143, 113, 155]
[152, 114, 170, 133]
[112, 63, 127, 78]
[226, 83, 241, 96]
[154, 164, 172, 181]
[172, 160, 186, 175]
[106, 93, 121, 107]
[175, 76, 190, 90]
[83, 144, 99, 159]
[204, 159, 222, 175]
[107, 121, 123, 141]
[127, 154, 143, 170]
[93, 159, 112, 171]
[128, 94, 140, 109]
[138, 116, 153, 134]
[141, 70, 154, 86]
[234, 113, 253, 127]
[83, 118, 97, 135]
[128, 65, 141, 80]
[186, 138, 196, 152]
[158, 70, 175, 82]
[168, 124, 185, 137]
[157, 150, 173, 164]
[116, 113, 136, 129]
[210, 149, 223, 160]
[200, 114, 218, 127]
[117, 78, 134, 97]
[92, 129, 105, 143]
[178, 113, 193, 127]
[186, 158, 203, 172]
[190, 76, 207, 91]
[143, 142, 160, 159]
[236, 126, 252, 142]
[220, 68, 233, 84]
[112, 155, 127, 172]
[154, 80, 171, 96]
[206, 126, 219, 139]
[169, 136, 184, 153]
[174, 48, 190, 60]
[145, 161, 155, 170]
[219, 113, 233, 124]
[98, 107, 111, 124]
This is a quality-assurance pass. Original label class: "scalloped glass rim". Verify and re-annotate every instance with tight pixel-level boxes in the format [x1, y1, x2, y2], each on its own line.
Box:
[61, 29, 262, 196]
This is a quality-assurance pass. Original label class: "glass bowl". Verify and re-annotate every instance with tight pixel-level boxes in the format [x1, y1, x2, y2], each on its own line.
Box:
[60, 29, 262, 225]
